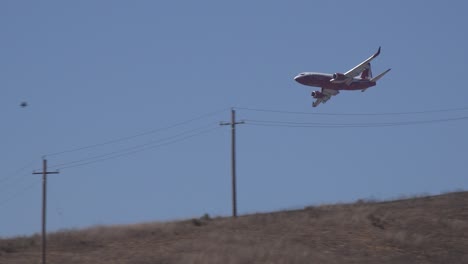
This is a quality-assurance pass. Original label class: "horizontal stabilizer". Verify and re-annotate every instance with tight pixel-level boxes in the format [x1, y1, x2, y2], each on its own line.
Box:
[370, 68, 391, 82]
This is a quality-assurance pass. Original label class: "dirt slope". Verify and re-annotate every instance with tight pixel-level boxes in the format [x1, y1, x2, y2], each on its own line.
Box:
[1, 192, 468, 263]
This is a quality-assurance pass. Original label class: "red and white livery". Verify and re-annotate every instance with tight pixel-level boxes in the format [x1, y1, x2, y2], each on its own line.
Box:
[294, 47, 391, 107]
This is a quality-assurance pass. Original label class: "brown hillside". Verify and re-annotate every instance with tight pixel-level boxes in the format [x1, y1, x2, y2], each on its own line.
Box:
[1, 192, 468, 263]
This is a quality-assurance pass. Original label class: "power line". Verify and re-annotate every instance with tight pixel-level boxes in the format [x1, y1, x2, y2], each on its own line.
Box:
[0, 160, 37, 185]
[0, 179, 41, 209]
[234, 106, 468, 116]
[244, 116, 468, 128]
[0, 172, 32, 193]
[0, 160, 39, 196]
[54, 125, 221, 170]
[45, 108, 229, 157]
[49, 123, 218, 170]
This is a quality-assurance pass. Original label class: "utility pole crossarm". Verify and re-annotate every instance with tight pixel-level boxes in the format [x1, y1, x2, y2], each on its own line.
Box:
[219, 121, 245, 126]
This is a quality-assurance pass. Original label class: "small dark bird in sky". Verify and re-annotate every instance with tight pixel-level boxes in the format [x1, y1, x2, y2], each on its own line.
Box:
[20, 102, 28, 108]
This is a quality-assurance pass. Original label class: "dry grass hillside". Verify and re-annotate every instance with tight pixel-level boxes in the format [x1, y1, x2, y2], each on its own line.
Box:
[1, 191, 468, 264]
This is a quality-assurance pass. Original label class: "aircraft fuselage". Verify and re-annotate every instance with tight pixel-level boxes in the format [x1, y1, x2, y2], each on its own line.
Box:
[294, 72, 376, 91]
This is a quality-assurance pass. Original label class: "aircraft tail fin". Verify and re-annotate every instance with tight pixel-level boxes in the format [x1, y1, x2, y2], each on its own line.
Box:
[370, 68, 391, 82]
[360, 63, 373, 80]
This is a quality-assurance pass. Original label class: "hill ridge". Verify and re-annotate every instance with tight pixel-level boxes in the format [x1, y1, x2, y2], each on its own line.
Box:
[2, 191, 468, 263]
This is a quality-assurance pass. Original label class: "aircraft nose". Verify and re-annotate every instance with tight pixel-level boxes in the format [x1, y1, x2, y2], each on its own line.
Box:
[294, 74, 304, 83]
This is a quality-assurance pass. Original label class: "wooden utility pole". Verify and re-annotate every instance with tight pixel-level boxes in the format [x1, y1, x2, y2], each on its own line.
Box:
[220, 108, 244, 218]
[33, 158, 59, 264]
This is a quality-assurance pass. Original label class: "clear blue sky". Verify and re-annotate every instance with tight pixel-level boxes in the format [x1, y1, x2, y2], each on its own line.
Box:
[2, 1, 468, 237]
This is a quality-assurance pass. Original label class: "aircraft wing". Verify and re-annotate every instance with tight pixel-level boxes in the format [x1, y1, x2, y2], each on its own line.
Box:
[344, 47, 381, 78]
[313, 88, 339, 107]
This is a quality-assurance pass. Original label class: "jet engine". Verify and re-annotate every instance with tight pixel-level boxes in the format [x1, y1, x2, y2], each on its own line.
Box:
[330, 73, 347, 83]
[311, 91, 324, 99]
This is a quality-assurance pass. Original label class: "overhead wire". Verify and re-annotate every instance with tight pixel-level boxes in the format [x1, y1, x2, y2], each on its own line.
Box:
[1, 111, 227, 209]
[0, 178, 41, 209]
[0, 161, 38, 203]
[39, 105, 468, 171]
[53, 125, 222, 170]
[0, 172, 32, 193]
[244, 116, 468, 128]
[3, 106, 468, 209]
[45, 107, 230, 158]
[234, 106, 468, 116]
[0, 160, 36, 185]
[49, 123, 219, 170]
[0, 161, 41, 209]
[0, 162, 41, 208]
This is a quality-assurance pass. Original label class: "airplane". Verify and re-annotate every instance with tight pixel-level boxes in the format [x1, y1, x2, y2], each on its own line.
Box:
[294, 47, 391, 107]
